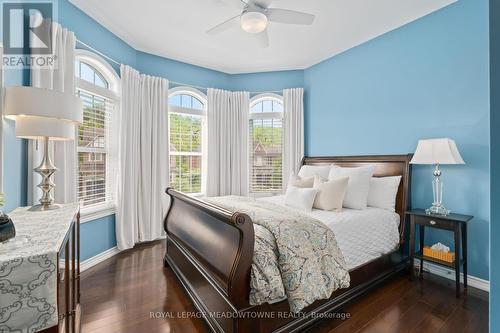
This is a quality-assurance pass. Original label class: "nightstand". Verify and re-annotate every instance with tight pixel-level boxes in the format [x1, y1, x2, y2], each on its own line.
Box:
[406, 209, 473, 297]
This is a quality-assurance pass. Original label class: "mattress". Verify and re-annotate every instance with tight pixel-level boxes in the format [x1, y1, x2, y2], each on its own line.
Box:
[260, 196, 401, 270]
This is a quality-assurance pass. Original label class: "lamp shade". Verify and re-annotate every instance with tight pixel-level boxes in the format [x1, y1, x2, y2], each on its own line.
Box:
[410, 138, 465, 165]
[4, 86, 83, 140]
[13, 116, 78, 141]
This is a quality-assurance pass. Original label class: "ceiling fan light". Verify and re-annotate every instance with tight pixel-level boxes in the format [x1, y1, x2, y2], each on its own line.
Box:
[241, 11, 268, 33]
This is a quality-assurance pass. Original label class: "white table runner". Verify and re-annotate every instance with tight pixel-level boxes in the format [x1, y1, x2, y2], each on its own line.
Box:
[0, 203, 79, 333]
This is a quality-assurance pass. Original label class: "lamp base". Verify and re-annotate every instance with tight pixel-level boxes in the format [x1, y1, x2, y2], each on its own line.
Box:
[427, 164, 450, 216]
[426, 204, 450, 216]
[32, 137, 59, 212]
[29, 203, 61, 212]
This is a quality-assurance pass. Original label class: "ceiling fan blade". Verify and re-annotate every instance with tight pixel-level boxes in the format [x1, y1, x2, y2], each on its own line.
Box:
[254, 30, 269, 48]
[206, 15, 241, 35]
[215, 0, 247, 9]
[266, 8, 315, 25]
[252, 0, 273, 8]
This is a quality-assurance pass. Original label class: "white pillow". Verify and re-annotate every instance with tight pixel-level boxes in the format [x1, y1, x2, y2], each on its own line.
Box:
[288, 174, 314, 188]
[313, 176, 349, 211]
[328, 165, 375, 210]
[284, 186, 318, 211]
[367, 176, 402, 211]
[298, 165, 332, 179]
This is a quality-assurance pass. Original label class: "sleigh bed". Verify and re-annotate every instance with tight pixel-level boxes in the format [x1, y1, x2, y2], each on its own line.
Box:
[163, 154, 412, 333]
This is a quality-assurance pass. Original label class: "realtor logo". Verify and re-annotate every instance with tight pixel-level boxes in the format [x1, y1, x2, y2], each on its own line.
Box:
[3, 2, 53, 55]
[1, 1, 56, 68]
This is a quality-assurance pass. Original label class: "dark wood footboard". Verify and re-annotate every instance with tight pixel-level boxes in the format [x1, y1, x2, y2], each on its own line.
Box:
[164, 189, 256, 332]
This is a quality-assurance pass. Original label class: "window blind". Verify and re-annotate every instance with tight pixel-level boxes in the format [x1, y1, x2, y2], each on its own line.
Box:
[249, 117, 283, 194]
[169, 111, 203, 194]
[76, 89, 114, 208]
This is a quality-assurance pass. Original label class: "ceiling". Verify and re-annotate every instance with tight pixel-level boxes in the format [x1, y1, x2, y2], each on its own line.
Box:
[70, 0, 456, 74]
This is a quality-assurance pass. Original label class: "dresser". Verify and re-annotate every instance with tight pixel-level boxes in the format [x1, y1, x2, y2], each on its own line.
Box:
[0, 204, 80, 333]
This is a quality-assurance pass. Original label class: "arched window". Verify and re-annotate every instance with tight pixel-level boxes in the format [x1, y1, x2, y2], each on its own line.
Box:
[75, 50, 120, 214]
[168, 87, 207, 194]
[249, 93, 284, 194]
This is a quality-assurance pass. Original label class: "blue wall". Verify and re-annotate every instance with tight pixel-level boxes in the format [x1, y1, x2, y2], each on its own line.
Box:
[136, 52, 304, 93]
[490, 0, 499, 329]
[80, 215, 117, 260]
[137, 51, 229, 90]
[231, 70, 304, 93]
[304, 0, 490, 280]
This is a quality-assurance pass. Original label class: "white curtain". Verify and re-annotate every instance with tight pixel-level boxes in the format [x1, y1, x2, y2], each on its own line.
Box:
[116, 65, 169, 250]
[29, 23, 76, 204]
[0, 44, 3, 194]
[282, 88, 304, 191]
[206, 88, 249, 197]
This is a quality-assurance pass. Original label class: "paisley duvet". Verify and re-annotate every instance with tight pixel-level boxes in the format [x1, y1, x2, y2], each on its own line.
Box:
[205, 196, 350, 313]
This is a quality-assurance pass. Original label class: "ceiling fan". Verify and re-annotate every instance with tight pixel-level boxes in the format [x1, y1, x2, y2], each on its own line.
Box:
[207, 0, 315, 48]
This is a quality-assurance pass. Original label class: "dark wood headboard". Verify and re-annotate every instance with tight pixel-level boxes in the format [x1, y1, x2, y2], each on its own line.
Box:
[302, 154, 413, 242]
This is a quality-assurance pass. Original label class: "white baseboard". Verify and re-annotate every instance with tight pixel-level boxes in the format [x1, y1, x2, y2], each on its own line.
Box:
[81, 246, 121, 272]
[72, 246, 493, 292]
[414, 261, 490, 292]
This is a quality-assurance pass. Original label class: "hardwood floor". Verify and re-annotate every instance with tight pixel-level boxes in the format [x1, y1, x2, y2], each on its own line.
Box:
[80, 240, 488, 333]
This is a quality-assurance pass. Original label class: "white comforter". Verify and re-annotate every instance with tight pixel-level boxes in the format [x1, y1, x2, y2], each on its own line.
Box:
[261, 196, 401, 270]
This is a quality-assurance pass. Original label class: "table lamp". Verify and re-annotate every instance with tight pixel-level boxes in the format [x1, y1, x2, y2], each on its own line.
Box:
[4, 86, 83, 211]
[410, 138, 465, 216]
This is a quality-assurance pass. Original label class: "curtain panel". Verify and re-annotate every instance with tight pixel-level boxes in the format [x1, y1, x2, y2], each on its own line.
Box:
[0, 44, 3, 194]
[282, 88, 304, 191]
[29, 23, 77, 205]
[206, 88, 249, 197]
[116, 65, 169, 250]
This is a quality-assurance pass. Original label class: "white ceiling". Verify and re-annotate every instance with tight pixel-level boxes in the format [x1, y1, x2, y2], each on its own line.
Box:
[70, 0, 456, 74]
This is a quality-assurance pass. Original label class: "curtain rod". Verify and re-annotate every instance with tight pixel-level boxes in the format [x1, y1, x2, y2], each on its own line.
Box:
[76, 39, 285, 94]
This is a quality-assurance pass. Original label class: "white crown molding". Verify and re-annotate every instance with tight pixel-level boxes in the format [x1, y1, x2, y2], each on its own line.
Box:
[414, 261, 489, 292]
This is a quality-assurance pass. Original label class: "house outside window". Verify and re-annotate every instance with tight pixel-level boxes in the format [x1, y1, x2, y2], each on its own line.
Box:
[168, 87, 207, 195]
[75, 50, 120, 217]
[249, 93, 284, 195]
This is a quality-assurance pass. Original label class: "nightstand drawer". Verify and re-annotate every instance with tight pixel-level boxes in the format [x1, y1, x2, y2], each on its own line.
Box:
[413, 215, 457, 230]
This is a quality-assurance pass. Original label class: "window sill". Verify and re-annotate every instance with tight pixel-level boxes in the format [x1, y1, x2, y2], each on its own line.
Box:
[80, 204, 115, 224]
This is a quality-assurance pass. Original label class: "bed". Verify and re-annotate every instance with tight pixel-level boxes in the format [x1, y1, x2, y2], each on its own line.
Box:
[261, 195, 402, 271]
[163, 155, 412, 333]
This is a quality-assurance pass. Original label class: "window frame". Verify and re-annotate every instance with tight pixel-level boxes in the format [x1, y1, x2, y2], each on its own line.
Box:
[75, 49, 120, 222]
[168, 86, 207, 196]
[248, 93, 284, 196]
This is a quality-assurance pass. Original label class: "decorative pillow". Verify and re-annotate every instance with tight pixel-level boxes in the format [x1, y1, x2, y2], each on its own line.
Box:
[367, 176, 402, 211]
[288, 174, 314, 188]
[313, 176, 349, 211]
[297, 164, 332, 179]
[284, 186, 318, 211]
[328, 165, 375, 210]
